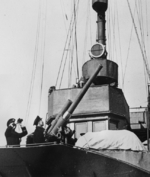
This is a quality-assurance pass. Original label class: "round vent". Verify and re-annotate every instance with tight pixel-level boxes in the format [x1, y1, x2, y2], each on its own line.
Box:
[90, 43, 105, 58]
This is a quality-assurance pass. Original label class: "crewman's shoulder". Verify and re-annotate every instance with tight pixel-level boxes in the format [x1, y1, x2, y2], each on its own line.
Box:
[35, 126, 45, 132]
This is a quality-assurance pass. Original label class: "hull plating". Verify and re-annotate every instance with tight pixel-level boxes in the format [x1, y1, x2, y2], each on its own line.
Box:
[0, 144, 149, 177]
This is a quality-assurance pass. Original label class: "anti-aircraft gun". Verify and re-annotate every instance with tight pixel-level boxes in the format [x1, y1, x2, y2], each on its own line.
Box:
[45, 64, 103, 144]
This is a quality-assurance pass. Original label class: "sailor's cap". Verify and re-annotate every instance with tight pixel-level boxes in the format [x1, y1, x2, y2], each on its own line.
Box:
[33, 116, 42, 126]
[7, 118, 16, 127]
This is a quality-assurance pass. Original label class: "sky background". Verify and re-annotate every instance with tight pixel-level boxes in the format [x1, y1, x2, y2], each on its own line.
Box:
[0, 0, 150, 145]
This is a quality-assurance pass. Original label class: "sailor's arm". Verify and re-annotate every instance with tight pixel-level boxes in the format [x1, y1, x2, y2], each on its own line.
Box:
[14, 126, 28, 138]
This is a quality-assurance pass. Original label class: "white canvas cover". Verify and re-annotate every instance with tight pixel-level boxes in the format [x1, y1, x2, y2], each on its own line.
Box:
[75, 130, 146, 151]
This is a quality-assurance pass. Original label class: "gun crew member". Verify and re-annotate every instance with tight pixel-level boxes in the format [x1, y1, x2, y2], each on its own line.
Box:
[33, 116, 45, 144]
[5, 118, 28, 146]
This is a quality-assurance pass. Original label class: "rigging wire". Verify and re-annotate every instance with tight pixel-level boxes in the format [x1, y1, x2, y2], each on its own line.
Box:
[68, 0, 80, 88]
[113, 1, 117, 63]
[122, 19, 134, 89]
[58, 9, 77, 89]
[122, 2, 136, 89]
[89, 1, 93, 46]
[68, 1, 74, 88]
[143, 57, 148, 98]
[145, 0, 150, 95]
[55, 12, 74, 88]
[74, 0, 79, 80]
[126, 0, 150, 82]
[145, 0, 149, 68]
[133, 0, 149, 97]
[25, 0, 42, 125]
[108, 0, 117, 62]
[38, 0, 48, 115]
[68, 31, 75, 87]
[68, 38, 77, 87]
[69, 0, 80, 87]
[136, 0, 149, 95]
[135, 0, 148, 68]
[115, 0, 124, 88]
[110, 1, 116, 61]
[60, 0, 68, 33]
[107, 1, 112, 60]
[82, 0, 90, 64]
[55, 0, 80, 89]
[68, 41, 74, 87]
[58, 18, 75, 89]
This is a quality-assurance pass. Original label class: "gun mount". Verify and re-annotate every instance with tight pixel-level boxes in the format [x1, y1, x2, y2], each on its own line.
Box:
[46, 65, 103, 143]
[46, 99, 72, 135]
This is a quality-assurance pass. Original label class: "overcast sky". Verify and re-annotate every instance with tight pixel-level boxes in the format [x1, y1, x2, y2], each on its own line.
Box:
[0, 0, 149, 146]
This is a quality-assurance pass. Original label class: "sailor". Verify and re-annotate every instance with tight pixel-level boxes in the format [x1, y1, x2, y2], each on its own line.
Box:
[33, 116, 45, 144]
[62, 125, 77, 145]
[5, 118, 28, 146]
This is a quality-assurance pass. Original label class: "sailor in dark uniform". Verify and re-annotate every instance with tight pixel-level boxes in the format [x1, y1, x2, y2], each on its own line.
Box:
[5, 118, 28, 146]
[33, 116, 45, 144]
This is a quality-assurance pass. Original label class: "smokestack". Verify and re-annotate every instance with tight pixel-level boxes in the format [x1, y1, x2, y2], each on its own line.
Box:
[82, 0, 118, 86]
[92, 0, 108, 45]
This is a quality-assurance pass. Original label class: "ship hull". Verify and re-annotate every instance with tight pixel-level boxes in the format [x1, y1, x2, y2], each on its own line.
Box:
[0, 144, 149, 177]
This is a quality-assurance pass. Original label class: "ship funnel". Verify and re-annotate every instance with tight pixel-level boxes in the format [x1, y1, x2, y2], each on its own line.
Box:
[90, 0, 108, 59]
[82, 0, 118, 87]
[92, 0, 108, 45]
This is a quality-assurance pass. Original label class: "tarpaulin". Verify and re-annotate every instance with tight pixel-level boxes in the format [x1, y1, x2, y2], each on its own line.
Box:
[75, 130, 146, 151]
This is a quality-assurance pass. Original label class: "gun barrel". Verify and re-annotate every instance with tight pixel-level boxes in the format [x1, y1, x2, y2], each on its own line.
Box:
[68, 64, 103, 114]
[51, 64, 103, 136]
[46, 99, 72, 135]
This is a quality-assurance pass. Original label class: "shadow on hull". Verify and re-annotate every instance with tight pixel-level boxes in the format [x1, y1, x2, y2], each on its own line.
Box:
[0, 143, 150, 177]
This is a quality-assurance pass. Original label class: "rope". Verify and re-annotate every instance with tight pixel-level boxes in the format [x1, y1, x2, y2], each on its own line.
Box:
[126, 0, 150, 81]
[143, 59, 148, 98]
[68, 36, 77, 87]
[135, 0, 147, 68]
[68, 0, 80, 88]
[59, 0, 68, 33]
[113, 2, 117, 63]
[55, 6, 75, 88]
[56, 0, 80, 89]
[59, 20, 76, 89]
[82, 0, 90, 64]
[108, 0, 117, 61]
[25, 0, 42, 125]
[122, 21, 134, 89]
[38, 0, 48, 115]
[89, 2, 92, 46]
[145, 0, 149, 67]
[122, 3, 136, 89]
[74, 0, 79, 80]
[115, 0, 123, 88]
[111, 2, 116, 62]
[107, 2, 111, 60]
[136, 0, 149, 95]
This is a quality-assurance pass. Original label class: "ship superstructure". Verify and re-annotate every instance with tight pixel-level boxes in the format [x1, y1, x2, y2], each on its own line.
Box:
[47, 0, 130, 139]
